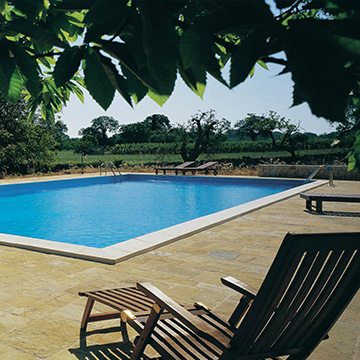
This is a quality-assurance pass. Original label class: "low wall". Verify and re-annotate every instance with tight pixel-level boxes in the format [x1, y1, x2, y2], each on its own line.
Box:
[258, 165, 360, 180]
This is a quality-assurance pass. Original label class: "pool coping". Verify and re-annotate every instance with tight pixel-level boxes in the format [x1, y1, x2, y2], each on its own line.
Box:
[0, 174, 327, 264]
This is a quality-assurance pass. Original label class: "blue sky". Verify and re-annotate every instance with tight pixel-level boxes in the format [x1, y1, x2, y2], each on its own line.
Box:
[61, 60, 335, 138]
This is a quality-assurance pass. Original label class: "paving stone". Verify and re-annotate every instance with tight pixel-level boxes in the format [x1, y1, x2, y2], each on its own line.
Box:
[207, 250, 240, 260]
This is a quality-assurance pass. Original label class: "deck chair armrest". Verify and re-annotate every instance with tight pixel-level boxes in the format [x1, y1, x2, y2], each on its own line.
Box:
[137, 282, 231, 349]
[221, 276, 258, 299]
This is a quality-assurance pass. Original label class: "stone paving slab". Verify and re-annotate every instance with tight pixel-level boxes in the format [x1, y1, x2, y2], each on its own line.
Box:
[0, 176, 358, 359]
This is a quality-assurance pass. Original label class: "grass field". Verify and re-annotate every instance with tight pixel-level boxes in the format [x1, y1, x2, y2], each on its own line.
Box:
[56, 148, 347, 165]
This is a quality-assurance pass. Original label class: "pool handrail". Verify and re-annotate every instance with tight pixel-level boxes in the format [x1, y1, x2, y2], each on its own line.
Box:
[305, 165, 333, 186]
[100, 162, 121, 182]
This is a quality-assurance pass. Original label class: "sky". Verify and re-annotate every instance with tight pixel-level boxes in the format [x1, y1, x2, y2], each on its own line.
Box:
[61, 60, 335, 138]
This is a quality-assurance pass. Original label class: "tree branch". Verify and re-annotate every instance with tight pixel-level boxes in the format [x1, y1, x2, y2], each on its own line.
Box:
[260, 56, 287, 66]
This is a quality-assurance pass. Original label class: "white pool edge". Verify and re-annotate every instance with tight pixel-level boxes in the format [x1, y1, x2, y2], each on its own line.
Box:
[0, 177, 327, 264]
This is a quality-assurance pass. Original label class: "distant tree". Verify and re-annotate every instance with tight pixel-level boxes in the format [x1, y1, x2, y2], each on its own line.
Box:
[143, 114, 173, 142]
[234, 113, 267, 141]
[180, 109, 230, 161]
[0, 96, 58, 175]
[237, 111, 303, 161]
[144, 114, 171, 132]
[118, 122, 152, 144]
[118, 114, 174, 143]
[79, 116, 119, 146]
[73, 135, 98, 173]
[52, 120, 69, 150]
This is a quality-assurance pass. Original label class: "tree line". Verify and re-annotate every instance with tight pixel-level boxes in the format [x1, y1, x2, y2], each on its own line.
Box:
[67, 109, 356, 162]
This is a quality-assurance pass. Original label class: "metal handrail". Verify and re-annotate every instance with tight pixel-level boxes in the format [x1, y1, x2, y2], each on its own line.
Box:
[305, 165, 334, 186]
[100, 162, 121, 182]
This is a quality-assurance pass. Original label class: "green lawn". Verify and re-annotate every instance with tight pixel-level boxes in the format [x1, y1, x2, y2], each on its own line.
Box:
[56, 148, 347, 166]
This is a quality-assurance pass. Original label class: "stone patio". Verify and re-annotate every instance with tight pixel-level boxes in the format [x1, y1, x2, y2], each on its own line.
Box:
[0, 176, 358, 359]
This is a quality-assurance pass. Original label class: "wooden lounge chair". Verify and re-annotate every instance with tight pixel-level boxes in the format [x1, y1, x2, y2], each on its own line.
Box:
[79, 232, 360, 360]
[300, 192, 360, 213]
[181, 161, 218, 175]
[155, 161, 195, 175]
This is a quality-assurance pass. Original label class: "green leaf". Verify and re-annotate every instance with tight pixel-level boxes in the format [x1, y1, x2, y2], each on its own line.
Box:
[37, 56, 52, 69]
[10, 0, 48, 21]
[0, 43, 23, 103]
[53, 47, 83, 87]
[346, 131, 360, 171]
[0, 0, 7, 15]
[69, 80, 84, 103]
[99, 40, 163, 94]
[230, 30, 267, 87]
[178, 63, 206, 99]
[7, 18, 69, 49]
[274, 0, 296, 9]
[282, 21, 356, 122]
[179, 24, 213, 69]
[84, 1, 129, 43]
[66, 11, 85, 25]
[249, 65, 255, 78]
[121, 65, 148, 105]
[138, 2, 178, 88]
[147, 89, 169, 107]
[291, 84, 305, 107]
[96, 50, 132, 107]
[257, 59, 269, 70]
[205, 55, 229, 87]
[7, 41, 41, 97]
[334, 35, 360, 62]
[83, 48, 115, 110]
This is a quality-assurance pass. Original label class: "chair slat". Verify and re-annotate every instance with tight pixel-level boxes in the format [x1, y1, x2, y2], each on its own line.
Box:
[233, 240, 303, 352]
[109, 288, 155, 307]
[298, 251, 360, 347]
[91, 291, 149, 312]
[167, 318, 222, 359]
[156, 320, 213, 360]
[255, 251, 331, 351]
[274, 250, 343, 348]
[199, 314, 235, 338]
[286, 250, 354, 348]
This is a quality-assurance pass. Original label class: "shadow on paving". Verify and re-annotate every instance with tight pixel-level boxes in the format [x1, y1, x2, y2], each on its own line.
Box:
[69, 341, 159, 360]
[305, 210, 360, 217]
[69, 328, 160, 360]
[69, 342, 135, 360]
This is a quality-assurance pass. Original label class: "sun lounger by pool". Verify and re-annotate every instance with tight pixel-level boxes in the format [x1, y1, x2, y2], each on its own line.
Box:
[154, 161, 195, 175]
[300, 192, 360, 212]
[181, 161, 218, 175]
[79, 232, 360, 360]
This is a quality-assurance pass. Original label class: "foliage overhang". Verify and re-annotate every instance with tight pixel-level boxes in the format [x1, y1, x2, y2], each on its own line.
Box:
[0, 0, 359, 168]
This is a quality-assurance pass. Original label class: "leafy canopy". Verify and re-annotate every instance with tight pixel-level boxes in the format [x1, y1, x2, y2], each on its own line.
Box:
[1, 0, 360, 168]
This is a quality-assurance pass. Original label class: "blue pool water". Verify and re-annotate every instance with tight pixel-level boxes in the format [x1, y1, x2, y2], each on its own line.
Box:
[0, 175, 303, 248]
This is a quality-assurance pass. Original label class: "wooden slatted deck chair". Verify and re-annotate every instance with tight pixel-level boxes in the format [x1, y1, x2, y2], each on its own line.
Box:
[79, 232, 360, 360]
[181, 161, 218, 175]
[155, 161, 195, 175]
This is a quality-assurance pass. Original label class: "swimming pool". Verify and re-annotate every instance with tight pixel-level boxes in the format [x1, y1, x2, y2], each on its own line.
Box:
[0, 174, 326, 263]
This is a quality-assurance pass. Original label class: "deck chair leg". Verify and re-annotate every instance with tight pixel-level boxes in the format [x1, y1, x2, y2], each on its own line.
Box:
[120, 319, 129, 342]
[130, 304, 163, 360]
[80, 298, 95, 331]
